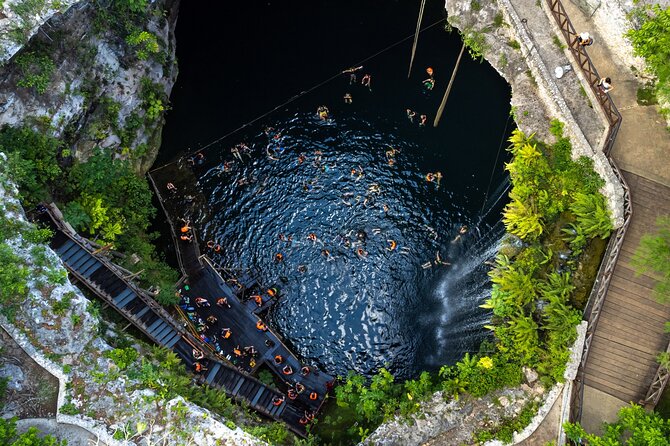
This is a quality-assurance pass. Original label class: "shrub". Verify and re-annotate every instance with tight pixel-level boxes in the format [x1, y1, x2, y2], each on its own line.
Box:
[126, 29, 160, 60]
[15, 51, 55, 94]
[104, 347, 139, 371]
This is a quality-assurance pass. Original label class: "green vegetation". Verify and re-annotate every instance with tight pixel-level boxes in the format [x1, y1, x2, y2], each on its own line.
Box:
[0, 417, 67, 446]
[552, 35, 566, 50]
[15, 51, 56, 94]
[626, 5, 670, 119]
[474, 401, 539, 443]
[564, 404, 670, 445]
[140, 78, 168, 121]
[0, 125, 178, 305]
[493, 13, 504, 28]
[463, 29, 489, 62]
[471, 0, 481, 12]
[507, 39, 521, 50]
[319, 123, 611, 444]
[637, 84, 659, 106]
[126, 30, 160, 61]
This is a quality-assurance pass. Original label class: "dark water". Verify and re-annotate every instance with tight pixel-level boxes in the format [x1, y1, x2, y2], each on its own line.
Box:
[157, 0, 513, 379]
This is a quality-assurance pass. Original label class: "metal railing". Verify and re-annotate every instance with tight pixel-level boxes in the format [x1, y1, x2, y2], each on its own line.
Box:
[544, 0, 634, 423]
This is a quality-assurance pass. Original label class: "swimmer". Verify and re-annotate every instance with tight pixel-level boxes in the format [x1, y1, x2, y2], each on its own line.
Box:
[422, 77, 435, 92]
[231, 146, 243, 162]
[361, 73, 372, 90]
[266, 146, 279, 161]
[435, 171, 443, 188]
[207, 315, 218, 324]
[435, 251, 451, 266]
[426, 172, 435, 182]
[356, 248, 368, 258]
[382, 204, 389, 213]
[425, 225, 438, 240]
[452, 225, 468, 243]
[357, 230, 367, 241]
[274, 253, 284, 262]
[368, 183, 380, 194]
[371, 228, 381, 235]
[419, 114, 427, 127]
[421, 261, 433, 269]
[223, 161, 233, 172]
[388, 158, 396, 166]
[387, 240, 397, 251]
[298, 154, 306, 164]
[297, 264, 307, 273]
[344, 93, 353, 104]
[307, 233, 317, 242]
[426, 67, 434, 77]
[221, 327, 232, 339]
[406, 109, 416, 123]
[342, 237, 351, 248]
[317, 105, 330, 120]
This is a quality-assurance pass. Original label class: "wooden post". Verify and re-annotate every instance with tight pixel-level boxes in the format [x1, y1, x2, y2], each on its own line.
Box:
[433, 42, 466, 127]
[408, 0, 427, 78]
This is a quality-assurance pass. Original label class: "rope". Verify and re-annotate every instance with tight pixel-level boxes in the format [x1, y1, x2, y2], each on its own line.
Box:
[478, 113, 512, 218]
[433, 42, 465, 127]
[153, 17, 447, 171]
[407, 0, 427, 78]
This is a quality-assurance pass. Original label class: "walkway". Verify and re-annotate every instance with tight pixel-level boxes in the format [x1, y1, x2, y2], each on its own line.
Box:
[551, 0, 670, 434]
[497, 0, 670, 440]
[36, 204, 314, 436]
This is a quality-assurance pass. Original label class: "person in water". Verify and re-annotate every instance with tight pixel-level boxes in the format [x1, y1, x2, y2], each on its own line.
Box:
[317, 105, 329, 120]
[419, 114, 427, 127]
[361, 73, 372, 90]
[451, 225, 468, 243]
[387, 240, 397, 251]
[344, 93, 353, 104]
[406, 109, 416, 123]
[422, 77, 435, 93]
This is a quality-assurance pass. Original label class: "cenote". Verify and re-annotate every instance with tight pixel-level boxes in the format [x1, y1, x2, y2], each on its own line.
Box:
[156, 0, 513, 380]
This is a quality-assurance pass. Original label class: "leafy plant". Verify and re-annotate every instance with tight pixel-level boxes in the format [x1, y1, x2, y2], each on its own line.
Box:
[0, 417, 66, 445]
[570, 192, 613, 240]
[126, 29, 160, 60]
[15, 51, 55, 94]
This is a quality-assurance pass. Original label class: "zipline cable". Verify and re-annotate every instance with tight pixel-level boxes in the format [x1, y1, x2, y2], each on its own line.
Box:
[153, 17, 446, 171]
[407, 0, 427, 78]
[478, 112, 512, 219]
[433, 42, 465, 127]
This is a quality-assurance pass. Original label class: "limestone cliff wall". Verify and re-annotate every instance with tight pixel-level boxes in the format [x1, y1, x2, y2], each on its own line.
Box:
[0, 0, 179, 174]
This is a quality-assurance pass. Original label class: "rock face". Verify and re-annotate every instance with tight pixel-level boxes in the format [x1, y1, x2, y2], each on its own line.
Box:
[0, 0, 180, 174]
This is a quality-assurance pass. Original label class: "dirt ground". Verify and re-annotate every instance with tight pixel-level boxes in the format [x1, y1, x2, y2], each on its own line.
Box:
[0, 327, 59, 418]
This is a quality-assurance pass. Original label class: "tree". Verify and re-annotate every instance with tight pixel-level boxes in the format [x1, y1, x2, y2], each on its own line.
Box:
[632, 216, 670, 303]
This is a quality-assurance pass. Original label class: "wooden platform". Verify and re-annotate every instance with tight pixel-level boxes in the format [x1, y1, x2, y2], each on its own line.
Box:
[148, 163, 335, 433]
[583, 171, 670, 403]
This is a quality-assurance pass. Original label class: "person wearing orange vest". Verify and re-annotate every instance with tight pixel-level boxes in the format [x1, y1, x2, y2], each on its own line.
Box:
[309, 392, 318, 400]
[272, 396, 284, 406]
[282, 365, 293, 375]
[274, 355, 284, 364]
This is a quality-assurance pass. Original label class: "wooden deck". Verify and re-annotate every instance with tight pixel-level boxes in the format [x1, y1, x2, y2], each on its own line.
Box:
[583, 171, 670, 403]
[148, 163, 335, 433]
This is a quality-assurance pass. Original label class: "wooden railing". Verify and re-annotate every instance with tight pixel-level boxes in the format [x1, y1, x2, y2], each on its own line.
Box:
[544, 0, 634, 423]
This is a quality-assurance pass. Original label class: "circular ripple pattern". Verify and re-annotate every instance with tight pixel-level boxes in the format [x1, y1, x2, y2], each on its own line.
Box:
[196, 112, 505, 379]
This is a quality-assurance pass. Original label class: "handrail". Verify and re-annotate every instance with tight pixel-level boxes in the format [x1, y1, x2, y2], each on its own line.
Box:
[544, 0, 634, 423]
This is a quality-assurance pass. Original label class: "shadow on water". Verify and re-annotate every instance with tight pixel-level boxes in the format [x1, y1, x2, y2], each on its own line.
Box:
[154, 0, 514, 379]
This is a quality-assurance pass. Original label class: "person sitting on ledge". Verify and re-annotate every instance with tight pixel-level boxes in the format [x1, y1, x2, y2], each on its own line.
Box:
[180, 234, 193, 242]
[295, 382, 306, 394]
[309, 392, 318, 400]
[273, 396, 284, 406]
[194, 297, 210, 307]
[233, 345, 243, 357]
[305, 411, 315, 422]
[299, 417, 308, 425]
[180, 220, 191, 233]
[287, 388, 298, 400]
[274, 355, 284, 365]
[253, 295, 263, 306]
[216, 297, 231, 308]
[193, 361, 206, 373]
[274, 252, 284, 262]
[192, 349, 204, 360]
[283, 365, 294, 375]
[301, 366, 311, 376]
[267, 287, 279, 297]
[256, 320, 268, 331]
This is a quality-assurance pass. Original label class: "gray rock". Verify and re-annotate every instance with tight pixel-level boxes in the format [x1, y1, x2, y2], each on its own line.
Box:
[0, 364, 25, 391]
